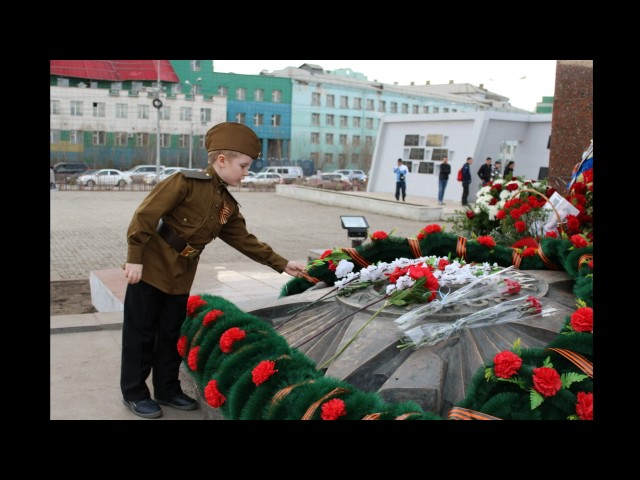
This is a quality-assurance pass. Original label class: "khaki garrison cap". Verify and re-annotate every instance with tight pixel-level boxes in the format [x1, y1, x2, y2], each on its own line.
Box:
[205, 122, 261, 159]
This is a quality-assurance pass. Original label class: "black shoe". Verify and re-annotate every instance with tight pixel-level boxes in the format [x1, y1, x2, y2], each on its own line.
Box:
[155, 392, 199, 411]
[122, 398, 162, 419]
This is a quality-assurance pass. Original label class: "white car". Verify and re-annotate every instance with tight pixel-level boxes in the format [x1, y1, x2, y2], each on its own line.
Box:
[332, 169, 368, 182]
[77, 169, 133, 187]
[143, 167, 200, 185]
[241, 172, 283, 188]
[122, 165, 166, 183]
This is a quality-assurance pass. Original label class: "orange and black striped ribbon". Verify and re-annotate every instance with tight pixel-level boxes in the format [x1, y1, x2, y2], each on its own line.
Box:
[448, 406, 502, 420]
[537, 246, 560, 270]
[301, 387, 350, 420]
[362, 413, 381, 420]
[219, 201, 231, 225]
[408, 238, 423, 259]
[299, 271, 320, 284]
[456, 236, 467, 261]
[578, 254, 593, 269]
[268, 379, 315, 417]
[547, 347, 593, 378]
[342, 247, 370, 268]
[395, 412, 423, 420]
[512, 250, 522, 269]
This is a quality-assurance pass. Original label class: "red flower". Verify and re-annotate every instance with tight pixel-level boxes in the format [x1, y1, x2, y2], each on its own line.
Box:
[522, 246, 537, 257]
[187, 295, 207, 317]
[506, 182, 519, 191]
[570, 307, 593, 333]
[575, 391, 593, 420]
[477, 236, 496, 248]
[423, 224, 442, 235]
[466, 210, 475, 219]
[532, 367, 562, 397]
[566, 215, 581, 234]
[319, 249, 333, 259]
[407, 264, 432, 280]
[386, 266, 409, 284]
[320, 398, 347, 420]
[570, 234, 589, 249]
[545, 230, 558, 238]
[188, 346, 200, 371]
[510, 208, 523, 220]
[588, 259, 593, 269]
[416, 232, 425, 240]
[438, 258, 450, 271]
[177, 336, 188, 357]
[204, 379, 226, 408]
[488, 198, 498, 206]
[496, 209, 506, 220]
[252, 360, 278, 386]
[514, 221, 526, 233]
[512, 237, 538, 249]
[503, 278, 521, 295]
[220, 327, 246, 353]
[203, 309, 224, 326]
[493, 350, 522, 379]
[370, 230, 388, 241]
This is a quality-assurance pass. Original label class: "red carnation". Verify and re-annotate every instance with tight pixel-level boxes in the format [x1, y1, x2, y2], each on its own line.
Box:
[570, 234, 589, 249]
[488, 197, 498, 206]
[252, 360, 278, 386]
[320, 398, 347, 420]
[188, 346, 200, 371]
[512, 237, 538, 249]
[319, 249, 333, 259]
[503, 278, 521, 295]
[187, 295, 207, 317]
[532, 367, 562, 397]
[370, 230, 388, 241]
[204, 379, 226, 408]
[575, 391, 593, 420]
[203, 309, 223, 326]
[506, 182, 520, 191]
[570, 307, 593, 333]
[493, 350, 522, 379]
[408, 264, 431, 280]
[477, 236, 496, 248]
[588, 259, 593, 269]
[566, 215, 581, 234]
[386, 266, 409, 284]
[177, 336, 188, 357]
[545, 230, 558, 238]
[514, 221, 526, 233]
[220, 327, 246, 353]
[424, 224, 442, 235]
[438, 258, 450, 271]
[466, 210, 475, 219]
[496, 209, 506, 220]
[522, 246, 537, 257]
[510, 208, 523, 220]
[416, 232, 425, 240]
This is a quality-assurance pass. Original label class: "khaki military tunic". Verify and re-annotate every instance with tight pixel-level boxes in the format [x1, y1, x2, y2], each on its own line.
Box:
[126, 166, 288, 295]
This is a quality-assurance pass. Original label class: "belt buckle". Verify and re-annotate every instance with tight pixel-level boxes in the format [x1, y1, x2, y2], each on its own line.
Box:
[179, 244, 199, 258]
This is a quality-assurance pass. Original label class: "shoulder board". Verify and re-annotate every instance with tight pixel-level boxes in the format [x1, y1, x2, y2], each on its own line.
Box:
[181, 170, 213, 180]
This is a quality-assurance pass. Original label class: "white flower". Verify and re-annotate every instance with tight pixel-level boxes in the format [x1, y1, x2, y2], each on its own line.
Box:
[335, 260, 354, 279]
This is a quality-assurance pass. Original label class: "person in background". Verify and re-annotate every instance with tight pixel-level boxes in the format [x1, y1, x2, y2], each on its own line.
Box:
[50, 165, 56, 190]
[478, 157, 492, 186]
[120, 122, 307, 419]
[393, 158, 409, 202]
[492, 160, 502, 181]
[461, 157, 473, 206]
[503, 161, 515, 180]
[437, 157, 451, 205]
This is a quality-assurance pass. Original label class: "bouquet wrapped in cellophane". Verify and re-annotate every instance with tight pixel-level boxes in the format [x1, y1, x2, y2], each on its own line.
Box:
[397, 295, 559, 350]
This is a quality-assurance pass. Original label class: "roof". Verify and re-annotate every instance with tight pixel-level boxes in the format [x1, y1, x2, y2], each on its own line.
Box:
[49, 60, 179, 82]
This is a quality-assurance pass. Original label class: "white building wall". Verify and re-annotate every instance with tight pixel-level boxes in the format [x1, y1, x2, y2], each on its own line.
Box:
[368, 112, 551, 204]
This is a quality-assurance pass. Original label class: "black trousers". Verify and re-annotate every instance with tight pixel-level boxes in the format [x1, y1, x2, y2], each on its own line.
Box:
[395, 181, 406, 201]
[120, 280, 188, 401]
[461, 182, 470, 205]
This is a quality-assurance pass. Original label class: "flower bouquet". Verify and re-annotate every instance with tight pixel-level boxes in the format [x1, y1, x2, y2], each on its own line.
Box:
[398, 295, 558, 350]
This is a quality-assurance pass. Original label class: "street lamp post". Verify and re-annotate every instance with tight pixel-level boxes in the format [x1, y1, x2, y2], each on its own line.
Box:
[185, 78, 202, 169]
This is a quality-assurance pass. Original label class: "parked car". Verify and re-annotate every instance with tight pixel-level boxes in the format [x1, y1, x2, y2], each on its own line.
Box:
[143, 167, 200, 185]
[241, 172, 283, 188]
[122, 164, 166, 183]
[76, 169, 133, 187]
[304, 173, 352, 190]
[332, 169, 368, 183]
[259, 166, 304, 184]
[53, 162, 90, 175]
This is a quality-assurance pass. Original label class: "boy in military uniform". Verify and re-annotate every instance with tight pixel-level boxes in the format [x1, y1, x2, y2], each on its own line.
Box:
[120, 122, 307, 418]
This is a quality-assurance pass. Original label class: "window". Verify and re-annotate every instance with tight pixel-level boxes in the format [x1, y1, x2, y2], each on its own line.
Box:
[160, 134, 170, 148]
[236, 87, 246, 100]
[353, 97, 362, 109]
[379, 100, 386, 112]
[412, 105, 419, 114]
[93, 131, 106, 146]
[50, 129, 60, 144]
[324, 153, 333, 163]
[191, 60, 201, 71]
[137, 105, 150, 119]
[253, 113, 263, 126]
[136, 133, 149, 147]
[326, 94, 335, 107]
[70, 101, 83, 116]
[338, 153, 346, 164]
[402, 103, 409, 113]
[365, 136, 373, 146]
[423, 105, 430, 113]
[115, 103, 128, 119]
[272, 90, 282, 103]
[131, 81, 143, 94]
[200, 136, 206, 148]
[339, 134, 347, 145]
[310, 152, 319, 163]
[443, 107, 449, 113]
[50, 100, 60, 115]
[179, 134, 190, 148]
[404, 135, 420, 146]
[70, 130, 82, 144]
[352, 117, 361, 127]
[433, 106, 440, 113]
[326, 114, 335, 126]
[217, 86, 228, 96]
[366, 99, 374, 111]
[351, 154, 359, 163]
[311, 132, 320, 144]
[180, 107, 192, 121]
[271, 114, 281, 127]
[340, 116, 348, 127]
[418, 162, 435, 174]
[390, 102, 398, 113]
[312, 92, 321, 106]
[340, 96, 349, 108]
[325, 133, 334, 145]
[115, 132, 128, 146]
[111, 81, 122, 91]
[57, 77, 70, 87]
[352, 135, 361, 146]
[200, 108, 211, 124]
[365, 117, 374, 129]
[431, 148, 448, 161]
[426, 134, 443, 146]
[92, 102, 105, 117]
[159, 106, 171, 120]
[311, 113, 320, 125]
[409, 148, 425, 160]
[235, 112, 246, 124]
[254, 88, 264, 101]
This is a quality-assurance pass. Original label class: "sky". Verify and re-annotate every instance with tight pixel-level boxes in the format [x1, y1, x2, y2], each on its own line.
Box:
[213, 60, 557, 112]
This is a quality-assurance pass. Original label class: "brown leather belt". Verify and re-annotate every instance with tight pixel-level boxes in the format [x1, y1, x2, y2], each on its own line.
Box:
[156, 220, 200, 258]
